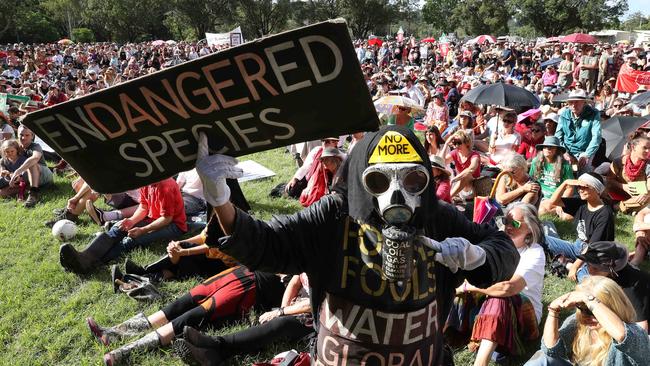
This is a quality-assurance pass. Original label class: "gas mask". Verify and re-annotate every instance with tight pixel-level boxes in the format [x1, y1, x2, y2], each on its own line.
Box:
[361, 162, 430, 282]
[362, 163, 430, 226]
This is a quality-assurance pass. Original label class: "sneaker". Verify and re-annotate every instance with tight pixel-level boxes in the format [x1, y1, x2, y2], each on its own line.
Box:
[52, 208, 66, 216]
[86, 200, 106, 226]
[24, 189, 39, 208]
[45, 210, 78, 228]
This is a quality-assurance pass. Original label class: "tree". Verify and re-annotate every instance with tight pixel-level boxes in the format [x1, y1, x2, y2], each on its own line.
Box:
[422, 0, 458, 35]
[41, 0, 83, 39]
[0, 0, 20, 40]
[512, 0, 628, 36]
[71, 27, 95, 42]
[621, 11, 650, 31]
[236, 0, 291, 38]
[452, 0, 512, 36]
[171, 0, 234, 39]
[341, 0, 396, 39]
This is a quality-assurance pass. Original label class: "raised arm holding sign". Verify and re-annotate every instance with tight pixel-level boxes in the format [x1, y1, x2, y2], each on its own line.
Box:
[22, 20, 379, 193]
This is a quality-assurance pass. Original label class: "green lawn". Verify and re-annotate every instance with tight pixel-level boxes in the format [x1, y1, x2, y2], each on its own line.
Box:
[0, 146, 642, 366]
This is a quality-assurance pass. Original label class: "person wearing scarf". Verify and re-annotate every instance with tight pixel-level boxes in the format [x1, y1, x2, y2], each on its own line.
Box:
[606, 135, 650, 214]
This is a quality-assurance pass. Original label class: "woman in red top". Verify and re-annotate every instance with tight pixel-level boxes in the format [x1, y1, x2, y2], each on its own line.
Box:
[445, 130, 481, 200]
[517, 122, 546, 160]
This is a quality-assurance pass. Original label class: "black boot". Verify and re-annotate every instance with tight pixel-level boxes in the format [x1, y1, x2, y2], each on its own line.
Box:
[111, 265, 124, 293]
[59, 232, 115, 274]
[173, 338, 225, 366]
[144, 256, 173, 274]
[124, 258, 146, 275]
[183, 326, 221, 348]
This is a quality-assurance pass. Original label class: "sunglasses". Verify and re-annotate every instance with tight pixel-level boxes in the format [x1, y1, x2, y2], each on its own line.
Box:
[613, 104, 622, 107]
[322, 139, 338, 144]
[502, 216, 522, 229]
[503, 119, 516, 124]
[576, 303, 593, 317]
[530, 129, 542, 133]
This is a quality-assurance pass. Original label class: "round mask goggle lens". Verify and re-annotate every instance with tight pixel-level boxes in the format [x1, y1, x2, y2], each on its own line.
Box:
[362, 166, 429, 195]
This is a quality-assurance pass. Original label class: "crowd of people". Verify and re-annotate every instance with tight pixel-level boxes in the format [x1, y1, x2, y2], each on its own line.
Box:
[1, 33, 650, 366]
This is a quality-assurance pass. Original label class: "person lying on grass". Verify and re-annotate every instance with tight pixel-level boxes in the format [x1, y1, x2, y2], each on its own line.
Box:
[87, 266, 284, 366]
[174, 273, 314, 366]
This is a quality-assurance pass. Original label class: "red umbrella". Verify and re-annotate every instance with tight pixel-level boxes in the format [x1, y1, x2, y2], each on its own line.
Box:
[368, 38, 383, 47]
[471, 35, 496, 44]
[560, 33, 598, 44]
[421, 37, 436, 43]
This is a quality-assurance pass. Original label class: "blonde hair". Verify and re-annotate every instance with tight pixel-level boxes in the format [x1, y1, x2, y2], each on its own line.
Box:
[451, 130, 473, 148]
[571, 276, 636, 366]
[0, 139, 22, 160]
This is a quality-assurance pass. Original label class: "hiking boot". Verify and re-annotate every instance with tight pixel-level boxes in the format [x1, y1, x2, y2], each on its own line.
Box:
[86, 200, 106, 226]
[59, 232, 115, 274]
[24, 187, 40, 208]
[173, 338, 225, 366]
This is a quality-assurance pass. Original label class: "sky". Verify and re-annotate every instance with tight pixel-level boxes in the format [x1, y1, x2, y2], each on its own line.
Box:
[626, 0, 649, 17]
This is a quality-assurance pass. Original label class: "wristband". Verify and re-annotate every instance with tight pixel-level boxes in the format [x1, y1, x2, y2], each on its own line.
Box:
[279, 307, 285, 316]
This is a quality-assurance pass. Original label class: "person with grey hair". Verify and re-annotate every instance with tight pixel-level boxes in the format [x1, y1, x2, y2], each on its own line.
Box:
[495, 152, 541, 207]
[448, 202, 546, 366]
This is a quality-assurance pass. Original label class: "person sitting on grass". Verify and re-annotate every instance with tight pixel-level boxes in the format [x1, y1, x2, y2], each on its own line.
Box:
[445, 130, 481, 201]
[523, 276, 650, 366]
[9, 125, 53, 207]
[86, 266, 284, 366]
[59, 178, 187, 274]
[0, 139, 26, 197]
[447, 203, 546, 366]
[431, 154, 452, 203]
[530, 136, 574, 217]
[605, 135, 650, 214]
[281, 137, 339, 199]
[118, 212, 246, 283]
[44, 177, 139, 228]
[543, 173, 615, 282]
[299, 147, 345, 207]
[174, 273, 314, 366]
[495, 153, 541, 207]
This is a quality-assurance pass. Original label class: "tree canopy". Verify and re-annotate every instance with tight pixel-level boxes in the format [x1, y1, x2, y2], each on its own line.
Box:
[0, 0, 638, 43]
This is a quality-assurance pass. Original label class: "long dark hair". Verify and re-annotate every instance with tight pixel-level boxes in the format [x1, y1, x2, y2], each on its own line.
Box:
[532, 149, 563, 183]
[423, 126, 443, 154]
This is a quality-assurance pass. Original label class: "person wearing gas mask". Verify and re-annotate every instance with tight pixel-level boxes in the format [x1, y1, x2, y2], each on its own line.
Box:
[188, 125, 518, 365]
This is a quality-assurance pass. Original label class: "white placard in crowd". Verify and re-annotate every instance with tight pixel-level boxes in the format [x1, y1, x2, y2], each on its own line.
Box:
[206, 26, 244, 47]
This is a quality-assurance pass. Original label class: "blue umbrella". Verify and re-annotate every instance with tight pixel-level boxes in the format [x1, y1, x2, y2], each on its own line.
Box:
[540, 57, 562, 69]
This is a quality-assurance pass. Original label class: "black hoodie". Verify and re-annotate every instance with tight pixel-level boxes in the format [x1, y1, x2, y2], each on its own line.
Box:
[208, 126, 518, 365]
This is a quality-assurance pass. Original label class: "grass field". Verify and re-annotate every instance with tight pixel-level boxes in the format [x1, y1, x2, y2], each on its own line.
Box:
[0, 145, 641, 366]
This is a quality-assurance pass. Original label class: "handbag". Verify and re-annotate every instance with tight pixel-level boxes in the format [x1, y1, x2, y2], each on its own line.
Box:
[472, 171, 512, 224]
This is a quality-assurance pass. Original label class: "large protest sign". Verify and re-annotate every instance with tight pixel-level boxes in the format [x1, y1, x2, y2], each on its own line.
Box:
[206, 26, 243, 47]
[22, 19, 380, 193]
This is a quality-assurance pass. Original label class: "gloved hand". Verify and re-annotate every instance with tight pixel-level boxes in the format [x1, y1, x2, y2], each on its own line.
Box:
[195, 133, 243, 207]
[419, 237, 486, 273]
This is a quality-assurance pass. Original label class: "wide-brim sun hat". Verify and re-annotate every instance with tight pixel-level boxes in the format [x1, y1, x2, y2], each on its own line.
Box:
[429, 155, 452, 176]
[566, 89, 589, 101]
[536, 135, 565, 154]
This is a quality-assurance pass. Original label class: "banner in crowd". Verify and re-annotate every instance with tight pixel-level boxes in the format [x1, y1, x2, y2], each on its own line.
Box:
[206, 27, 243, 47]
[22, 19, 380, 193]
[616, 64, 650, 93]
[0, 93, 30, 114]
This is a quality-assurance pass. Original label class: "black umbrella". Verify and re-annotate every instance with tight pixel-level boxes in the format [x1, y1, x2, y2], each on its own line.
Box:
[602, 116, 650, 160]
[461, 83, 540, 108]
[629, 91, 650, 107]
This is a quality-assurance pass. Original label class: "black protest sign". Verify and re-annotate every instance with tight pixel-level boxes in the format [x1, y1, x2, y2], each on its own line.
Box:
[22, 20, 379, 193]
